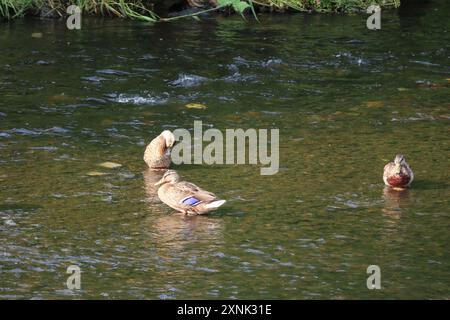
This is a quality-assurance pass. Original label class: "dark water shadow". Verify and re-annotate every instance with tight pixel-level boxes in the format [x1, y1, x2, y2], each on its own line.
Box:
[411, 179, 449, 191]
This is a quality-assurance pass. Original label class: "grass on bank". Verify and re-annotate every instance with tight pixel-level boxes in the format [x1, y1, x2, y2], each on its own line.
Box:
[0, 0, 400, 21]
[257, 0, 400, 12]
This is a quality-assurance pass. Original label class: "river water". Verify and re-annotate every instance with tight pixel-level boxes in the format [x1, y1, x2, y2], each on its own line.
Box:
[0, 2, 449, 299]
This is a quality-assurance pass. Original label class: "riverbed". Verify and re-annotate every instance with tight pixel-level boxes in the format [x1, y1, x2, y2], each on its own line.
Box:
[0, 2, 449, 299]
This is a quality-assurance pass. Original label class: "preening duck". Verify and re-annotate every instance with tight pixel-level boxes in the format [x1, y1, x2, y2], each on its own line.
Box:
[143, 130, 175, 169]
[154, 170, 226, 215]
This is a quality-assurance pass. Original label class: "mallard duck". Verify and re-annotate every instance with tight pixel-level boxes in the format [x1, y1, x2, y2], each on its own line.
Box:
[383, 154, 414, 189]
[143, 130, 175, 169]
[154, 170, 226, 215]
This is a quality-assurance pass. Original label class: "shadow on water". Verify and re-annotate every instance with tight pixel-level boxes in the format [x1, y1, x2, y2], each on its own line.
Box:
[412, 179, 449, 191]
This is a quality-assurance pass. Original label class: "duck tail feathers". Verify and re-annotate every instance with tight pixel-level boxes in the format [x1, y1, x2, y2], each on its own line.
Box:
[204, 200, 226, 209]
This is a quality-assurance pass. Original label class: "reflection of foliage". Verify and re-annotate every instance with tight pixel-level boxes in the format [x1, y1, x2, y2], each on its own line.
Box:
[214, 17, 247, 45]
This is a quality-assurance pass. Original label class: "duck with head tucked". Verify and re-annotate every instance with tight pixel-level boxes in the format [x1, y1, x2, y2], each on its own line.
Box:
[155, 170, 226, 215]
[144, 130, 176, 169]
[383, 154, 414, 189]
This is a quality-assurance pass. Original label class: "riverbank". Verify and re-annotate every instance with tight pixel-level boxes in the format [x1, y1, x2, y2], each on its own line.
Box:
[1, 0, 400, 21]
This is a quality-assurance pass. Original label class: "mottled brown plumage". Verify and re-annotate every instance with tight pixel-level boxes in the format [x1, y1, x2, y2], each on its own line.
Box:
[155, 170, 226, 215]
[143, 130, 175, 169]
[383, 154, 414, 189]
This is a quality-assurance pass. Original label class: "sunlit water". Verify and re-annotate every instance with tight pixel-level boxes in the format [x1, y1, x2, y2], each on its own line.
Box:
[0, 2, 449, 299]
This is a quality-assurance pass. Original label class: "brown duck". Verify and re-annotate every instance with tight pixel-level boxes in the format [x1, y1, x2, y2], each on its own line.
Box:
[143, 130, 175, 169]
[383, 154, 414, 189]
[155, 170, 226, 215]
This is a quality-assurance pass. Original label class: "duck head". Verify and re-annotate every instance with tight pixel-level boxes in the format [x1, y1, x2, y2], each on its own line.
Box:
[393, 154, 406, 174]
[161, 130, 175, 150]
[155, 170, 180, 186]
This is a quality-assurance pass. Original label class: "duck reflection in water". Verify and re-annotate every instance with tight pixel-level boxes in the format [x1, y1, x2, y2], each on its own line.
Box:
[143, 168, 166, 204]
[382, 186, 412, 221]
[150, 213, 224, 248]
[143, 170, 224, 251]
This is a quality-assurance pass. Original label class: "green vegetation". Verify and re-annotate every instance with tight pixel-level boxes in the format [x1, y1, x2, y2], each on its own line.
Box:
[0, 0, 161, 20]
[0, 0, 400, 21]
[257, 0, 400, 12]
[0, 0, 33, 19]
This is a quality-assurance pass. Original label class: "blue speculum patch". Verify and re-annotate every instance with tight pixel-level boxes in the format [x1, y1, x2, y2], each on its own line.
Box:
[181, 196, 201, 206]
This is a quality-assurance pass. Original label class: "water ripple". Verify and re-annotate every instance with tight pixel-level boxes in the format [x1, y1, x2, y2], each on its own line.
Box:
[170, 74, 209, 87]
[108, 93, 168, 105]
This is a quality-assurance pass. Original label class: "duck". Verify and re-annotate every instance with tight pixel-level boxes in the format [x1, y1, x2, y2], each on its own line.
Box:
[383, 154, 414, 189]
[154, 170, 226, 215]
[143, 130, 175, 169]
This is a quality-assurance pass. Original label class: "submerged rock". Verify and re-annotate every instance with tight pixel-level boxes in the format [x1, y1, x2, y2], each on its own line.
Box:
[185, 103, 207, 109]
[99, 162, 123, 169]
[86, 171, 108, 177]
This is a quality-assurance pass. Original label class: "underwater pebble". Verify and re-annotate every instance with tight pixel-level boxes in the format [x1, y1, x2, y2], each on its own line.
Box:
[86, 171, 108, 177]
[185, 103, 207, 110]
[99, 162, 122, 169]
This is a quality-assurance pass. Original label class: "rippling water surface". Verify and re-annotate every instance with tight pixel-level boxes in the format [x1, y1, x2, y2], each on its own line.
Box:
[0, 3, 449, 299]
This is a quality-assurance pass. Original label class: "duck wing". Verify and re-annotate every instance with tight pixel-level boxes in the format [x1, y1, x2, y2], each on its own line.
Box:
[383, 162, 394, 186]
[174, 181, 217, 204]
